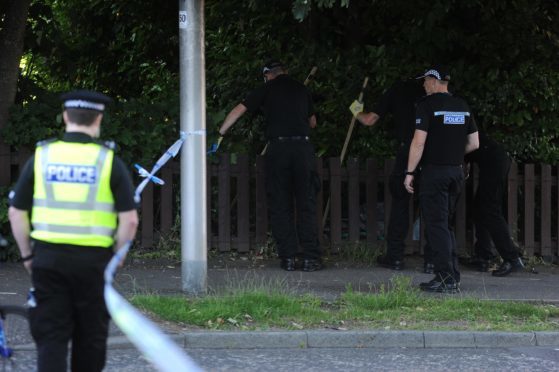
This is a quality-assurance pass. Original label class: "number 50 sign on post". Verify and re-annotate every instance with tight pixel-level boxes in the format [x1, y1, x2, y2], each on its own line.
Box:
[179, 11, 187, 29]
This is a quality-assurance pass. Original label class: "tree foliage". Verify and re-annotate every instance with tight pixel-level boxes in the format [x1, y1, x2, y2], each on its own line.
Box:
[4, 0, 559, 164]
[291, 0, 350, 22]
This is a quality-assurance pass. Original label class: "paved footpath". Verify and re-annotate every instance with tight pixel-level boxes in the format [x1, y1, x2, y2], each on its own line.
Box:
[2, 255, 559, 350]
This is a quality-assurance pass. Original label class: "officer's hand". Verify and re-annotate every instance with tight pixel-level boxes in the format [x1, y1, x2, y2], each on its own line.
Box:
[404, 174, 415, 194]
[349, 100, 364, 118]
[208, 135, 223, 155]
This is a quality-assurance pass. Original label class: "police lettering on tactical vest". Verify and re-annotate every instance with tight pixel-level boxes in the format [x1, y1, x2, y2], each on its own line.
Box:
[46, 164, 97, 184]
[434, 111, 470, 125]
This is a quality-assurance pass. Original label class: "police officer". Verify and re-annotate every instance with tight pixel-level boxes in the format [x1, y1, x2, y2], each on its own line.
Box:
[8, 90, 139, 372]
[404, 66, 479, 293]
[350, 79, 434, 273]
[466, 132, 524, 276]
[218, 61, 322, 272]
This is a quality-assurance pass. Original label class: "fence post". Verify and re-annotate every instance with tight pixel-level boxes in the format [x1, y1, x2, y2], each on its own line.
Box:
[507, 162, 518, 242]
[329, 157, 342, 252]
[541, 164, 552, 258]
[17, 147, 32, 173]
[236, 154, 250, 252]
[347, 158, 360, 244]
[524, 164, 535, 256]
[141, 183, 154, 248]
[315, 157, 324, 248]
[366, 159, 378, 249]
[255, 156, 268, 248]
[218, 153, 231, 252]
[383, 159, 394, 245]
[160, 167, 174, 236]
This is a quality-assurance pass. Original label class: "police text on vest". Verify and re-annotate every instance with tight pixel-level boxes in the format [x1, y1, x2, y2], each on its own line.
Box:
[46, 164, 97, 184]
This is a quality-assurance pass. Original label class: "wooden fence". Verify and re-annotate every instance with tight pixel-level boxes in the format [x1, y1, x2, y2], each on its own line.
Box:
[135, 154, 558, 260]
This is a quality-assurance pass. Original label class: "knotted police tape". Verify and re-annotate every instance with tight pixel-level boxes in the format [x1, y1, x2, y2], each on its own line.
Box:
[134, 130, 208, 203]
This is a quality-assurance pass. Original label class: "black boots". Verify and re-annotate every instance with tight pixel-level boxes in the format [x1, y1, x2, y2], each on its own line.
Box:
[280, 258, 296, 271]
[419, 273, 459, 294]
[377, 255, 404, 270]
[492, 257, 525, 277]
[302, 259, 323, 272]
[280, 258, 323, 272]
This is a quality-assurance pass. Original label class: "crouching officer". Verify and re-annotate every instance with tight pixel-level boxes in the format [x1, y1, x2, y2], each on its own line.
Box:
[9, 90, 139, 372]
[350, 78, 434, 273]
[466, 132, 524, 276]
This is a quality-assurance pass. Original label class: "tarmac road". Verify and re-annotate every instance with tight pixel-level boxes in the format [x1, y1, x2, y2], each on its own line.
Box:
[4, 345, 559, 371]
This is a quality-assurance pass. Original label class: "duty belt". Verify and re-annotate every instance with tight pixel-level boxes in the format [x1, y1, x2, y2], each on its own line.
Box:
[272, 136, 309, 141]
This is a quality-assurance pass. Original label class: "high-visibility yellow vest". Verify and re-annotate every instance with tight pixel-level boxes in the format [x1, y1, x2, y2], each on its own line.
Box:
[31, 140, 117, 247]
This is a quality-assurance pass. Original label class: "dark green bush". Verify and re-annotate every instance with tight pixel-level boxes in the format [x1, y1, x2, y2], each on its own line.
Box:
[11, 0, 558, 163]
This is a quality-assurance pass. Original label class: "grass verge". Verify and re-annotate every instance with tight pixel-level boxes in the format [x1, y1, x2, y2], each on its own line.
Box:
[130, 276, 559, 332]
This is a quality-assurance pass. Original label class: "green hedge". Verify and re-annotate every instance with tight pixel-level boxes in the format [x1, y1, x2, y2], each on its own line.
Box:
[7, 0, 559, 163]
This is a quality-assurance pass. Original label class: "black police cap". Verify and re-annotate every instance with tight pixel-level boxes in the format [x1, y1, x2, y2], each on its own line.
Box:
[60, 90, 113, 112]
[416, 64, 451, 81]
[262, 60, 284, 74]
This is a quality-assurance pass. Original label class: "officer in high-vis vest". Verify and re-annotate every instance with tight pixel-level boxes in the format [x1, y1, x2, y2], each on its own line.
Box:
[9, 90, 138, 372]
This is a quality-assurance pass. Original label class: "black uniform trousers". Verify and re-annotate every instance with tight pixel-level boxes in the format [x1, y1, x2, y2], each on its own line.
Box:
[30, 243, 113, 372]
[266, 139, 321, 260]
[474, 156, 519, 262]
[419, 165, 463, 283]
[386, 145, 433, 263]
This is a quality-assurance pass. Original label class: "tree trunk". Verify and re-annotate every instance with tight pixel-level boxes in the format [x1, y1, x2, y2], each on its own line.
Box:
[0, 0, 31, 186]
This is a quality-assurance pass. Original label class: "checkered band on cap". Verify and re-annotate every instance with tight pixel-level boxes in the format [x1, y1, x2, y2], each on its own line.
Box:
[262, 61, 283, 74]
[60, 90, 112, 112]
[63, 100, 106, 111]
[423, 69, 442, 80]
[416, 66, 450, 81]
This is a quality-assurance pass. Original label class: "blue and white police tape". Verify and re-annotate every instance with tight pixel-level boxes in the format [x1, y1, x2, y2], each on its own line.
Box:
[104, 242, 202, 372]
[134, 130, 203, 203]
[134, 164, 165, 185]
[133, 131, 187, 202]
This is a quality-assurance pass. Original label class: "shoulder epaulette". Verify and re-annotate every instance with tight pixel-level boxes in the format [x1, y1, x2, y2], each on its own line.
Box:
[35, 138, 57, 147]
[95, 140, 116, 150]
